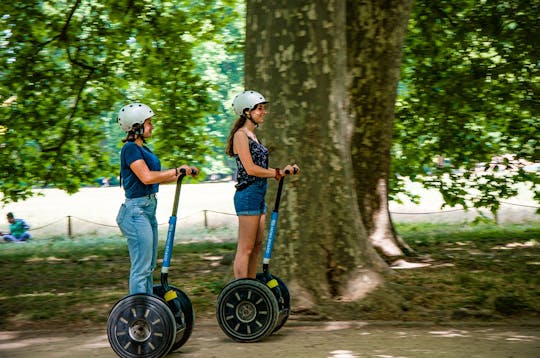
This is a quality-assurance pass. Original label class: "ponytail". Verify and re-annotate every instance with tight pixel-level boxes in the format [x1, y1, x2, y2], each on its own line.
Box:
[225, 116, 247, 156]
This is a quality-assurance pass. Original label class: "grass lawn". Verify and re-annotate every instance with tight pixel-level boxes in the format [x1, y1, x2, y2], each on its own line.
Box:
[0, 223, 538, 330]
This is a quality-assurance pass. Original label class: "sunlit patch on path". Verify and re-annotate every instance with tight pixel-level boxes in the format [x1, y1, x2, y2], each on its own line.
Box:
[429, 329, 470, 337]
[390, 259, 431, 269]
[328, 350, 359, 358]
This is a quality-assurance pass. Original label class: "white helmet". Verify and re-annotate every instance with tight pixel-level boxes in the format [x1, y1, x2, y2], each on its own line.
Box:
[232, 90, 268, 116]
[117, 103, 155, 132]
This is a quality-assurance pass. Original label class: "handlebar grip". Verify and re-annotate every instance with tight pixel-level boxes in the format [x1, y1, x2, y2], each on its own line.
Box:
[179, 167, 197, 176]
[284, 167, 299, 175]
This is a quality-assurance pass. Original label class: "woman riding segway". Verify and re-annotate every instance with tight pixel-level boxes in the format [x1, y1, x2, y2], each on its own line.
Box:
[216, 91, 300, 342]
[107, 102, 198, 357]
[225, 90, 299, 280]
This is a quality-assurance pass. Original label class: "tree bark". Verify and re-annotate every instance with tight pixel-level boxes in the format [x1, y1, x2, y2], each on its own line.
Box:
[348, 0, 414, 260]
[245, 0, 391, 313]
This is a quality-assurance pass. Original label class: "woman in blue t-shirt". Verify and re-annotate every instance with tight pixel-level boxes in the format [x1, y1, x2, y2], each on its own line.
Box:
[116, 103, 199, 295]
[226, 91, 299, 279]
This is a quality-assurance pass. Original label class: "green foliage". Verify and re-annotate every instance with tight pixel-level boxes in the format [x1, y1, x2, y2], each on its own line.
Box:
[393, 0, 539, 211]
[0, 0, 242, 202]
[191, 1, 245, 176]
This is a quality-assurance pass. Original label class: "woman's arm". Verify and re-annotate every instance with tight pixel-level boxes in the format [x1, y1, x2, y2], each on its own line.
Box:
[130, 160, 196, 184]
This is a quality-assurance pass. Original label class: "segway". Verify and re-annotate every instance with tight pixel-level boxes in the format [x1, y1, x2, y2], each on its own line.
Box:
[107, 168, 195, 357]
[216, 168, 297, 342]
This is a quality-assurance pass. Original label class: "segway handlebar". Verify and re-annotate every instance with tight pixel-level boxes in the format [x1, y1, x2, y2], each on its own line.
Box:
[274, 167, 298, 211]
[263, 165, 299, 271]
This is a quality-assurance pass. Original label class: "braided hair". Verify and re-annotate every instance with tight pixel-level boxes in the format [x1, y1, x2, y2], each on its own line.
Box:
[122, 123, 146, 143]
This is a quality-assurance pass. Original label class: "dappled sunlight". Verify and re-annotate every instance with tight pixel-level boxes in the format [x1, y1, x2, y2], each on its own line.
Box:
[428, 329, 540, 343]
[328, 350, 360, 358]
[491, 239, 538, 250]
[480, 329, 540, 343]
[323, 321, 368, 331]
[390, 259, 431, 269]
[25, 255, 104, 263]
[429, 329, 471, 338]
[505, 335, 539, 342]
[0, 291, 75, 300]
[25, 256, 69, 263]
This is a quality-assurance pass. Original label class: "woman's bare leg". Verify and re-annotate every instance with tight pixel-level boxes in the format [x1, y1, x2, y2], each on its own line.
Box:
[234, 215, 263, 279]
[247, 214, 265, 278]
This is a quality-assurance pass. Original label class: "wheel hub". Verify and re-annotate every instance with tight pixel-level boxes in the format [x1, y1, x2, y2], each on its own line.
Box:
[236, 301, 256, 322]
[129, 319, 152, 342]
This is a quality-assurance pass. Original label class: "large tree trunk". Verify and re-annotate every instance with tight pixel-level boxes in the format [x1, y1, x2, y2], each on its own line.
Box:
[245, 0, 389, 314]
[348, 0, 414, 260]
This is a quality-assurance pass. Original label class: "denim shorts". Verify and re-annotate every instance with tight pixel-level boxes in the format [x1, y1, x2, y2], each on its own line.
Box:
[234, 180, 267, 216]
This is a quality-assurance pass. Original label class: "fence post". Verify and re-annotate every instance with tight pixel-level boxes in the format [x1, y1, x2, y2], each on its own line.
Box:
[204, 210, 208, 229]
[67, 215, 72, 239]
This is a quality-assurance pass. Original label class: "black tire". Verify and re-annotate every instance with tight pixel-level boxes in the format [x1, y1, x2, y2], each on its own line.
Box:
[153, 285, 194, 352]
[256, 273, 290, 333]
[216, 278, 279, 342]
[107, 294, 176, 358]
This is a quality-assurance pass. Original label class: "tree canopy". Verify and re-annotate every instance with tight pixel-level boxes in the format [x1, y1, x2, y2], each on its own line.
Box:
[1, 0, 537, 215]
[393, 0, 539, 214]
[0, 0, 242, 202]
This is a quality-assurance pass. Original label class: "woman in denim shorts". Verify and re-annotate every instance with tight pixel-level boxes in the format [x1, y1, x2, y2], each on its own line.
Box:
[116, 103, 199, 295]
[226, 91, 299, 279]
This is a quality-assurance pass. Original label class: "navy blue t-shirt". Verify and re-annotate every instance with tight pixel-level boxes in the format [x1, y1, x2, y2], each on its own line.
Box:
[120, 142, 161, 198]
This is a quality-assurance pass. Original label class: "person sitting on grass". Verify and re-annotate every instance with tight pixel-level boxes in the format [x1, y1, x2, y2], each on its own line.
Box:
[2, 212, 31, 243]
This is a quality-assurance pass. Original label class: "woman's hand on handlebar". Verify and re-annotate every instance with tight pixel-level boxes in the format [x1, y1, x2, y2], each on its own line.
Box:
[178, 165, 199, 177]
[283, 164, 300, 175]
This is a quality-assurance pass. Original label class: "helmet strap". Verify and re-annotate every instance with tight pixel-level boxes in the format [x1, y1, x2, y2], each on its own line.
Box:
[132, 123, 144, 136]
[245, 113, 259, 128]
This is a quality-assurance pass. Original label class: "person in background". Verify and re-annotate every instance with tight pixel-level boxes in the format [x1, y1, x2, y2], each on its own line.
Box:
[2, 212, 31, 242]
[116, 102, 199, 295]
[226, 90, 299, 279]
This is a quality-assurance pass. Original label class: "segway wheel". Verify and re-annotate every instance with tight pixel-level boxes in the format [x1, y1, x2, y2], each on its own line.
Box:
[107, 294, 176, 358]
[256, 273, 290, 333]
[153, 285, 194, 352]
[216, 278, 279, 342]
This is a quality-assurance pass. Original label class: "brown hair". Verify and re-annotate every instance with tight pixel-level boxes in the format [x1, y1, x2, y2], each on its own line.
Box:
[225, 116, 247, 156]
[122, 123, 145, 143]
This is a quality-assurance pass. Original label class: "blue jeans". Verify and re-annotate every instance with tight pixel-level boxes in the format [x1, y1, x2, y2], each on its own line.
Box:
[3, 233, 31, 242]
[116, 195, 158, 295]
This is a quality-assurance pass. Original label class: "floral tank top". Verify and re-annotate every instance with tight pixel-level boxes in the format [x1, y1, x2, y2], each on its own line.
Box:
[234, 137, 269, 190]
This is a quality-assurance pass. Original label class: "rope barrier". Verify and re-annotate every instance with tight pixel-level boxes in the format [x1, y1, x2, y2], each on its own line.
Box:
[24, 217, 66, 231]
[390, 208, 465, 215]
[500, 201, 540, 209]
[12, 201, 537, 236]
[70, 216, 118, 227]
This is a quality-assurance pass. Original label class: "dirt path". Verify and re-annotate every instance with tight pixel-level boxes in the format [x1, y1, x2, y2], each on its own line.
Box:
[1, 320, 539, 358]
